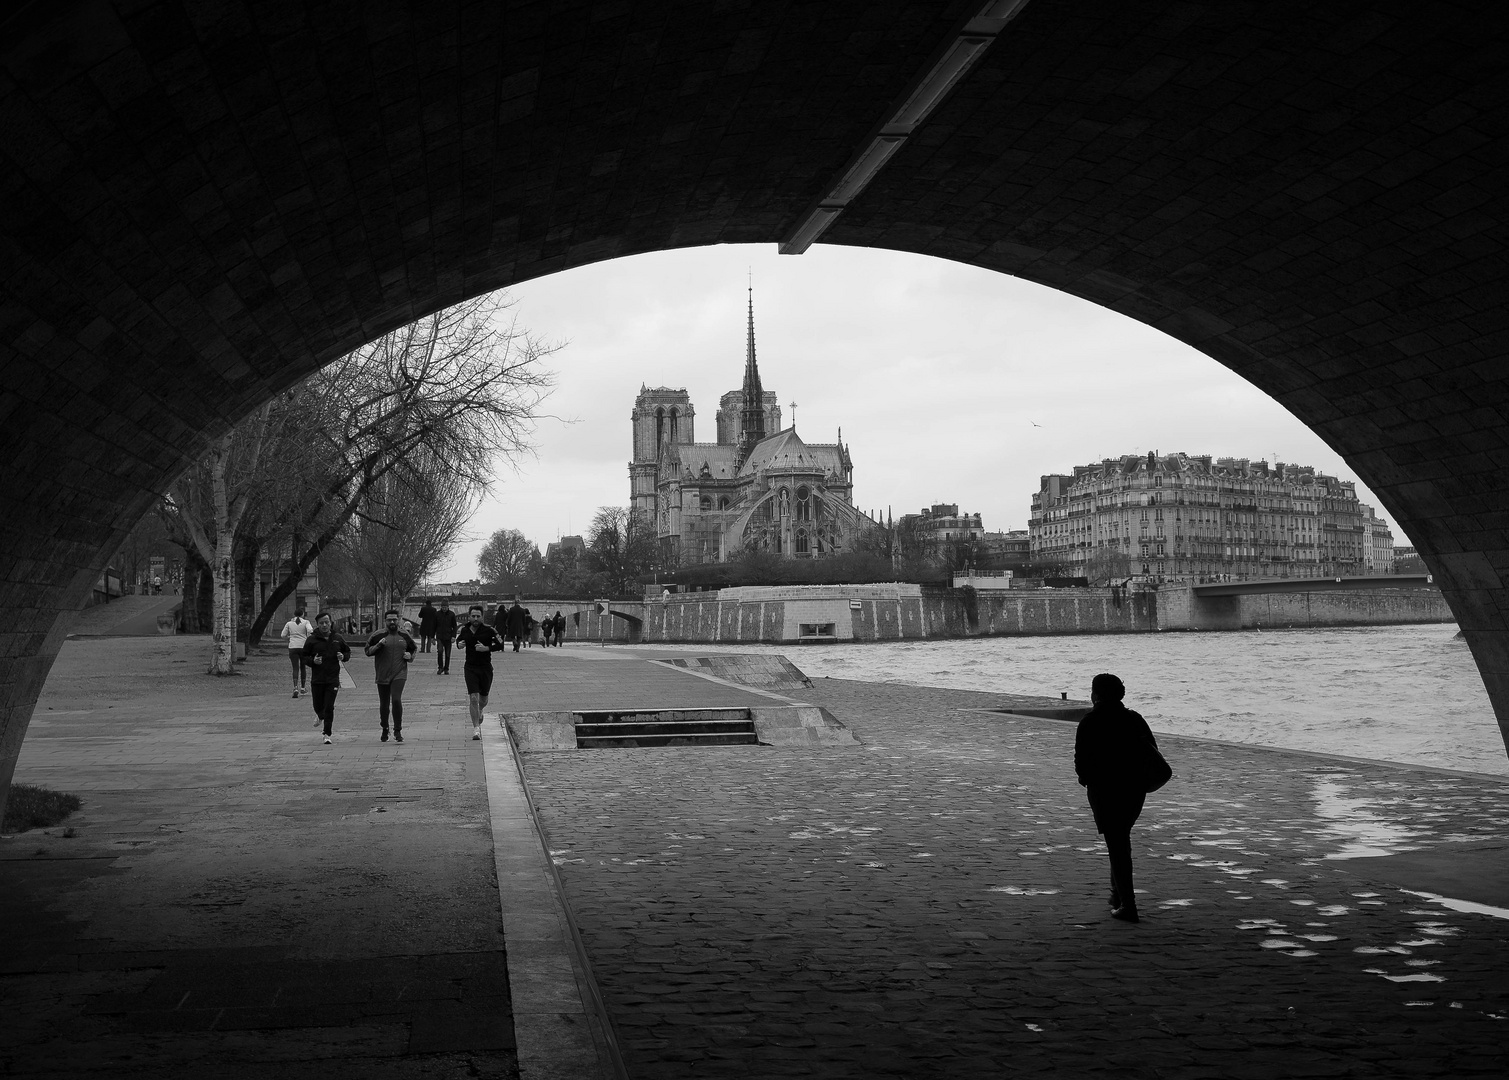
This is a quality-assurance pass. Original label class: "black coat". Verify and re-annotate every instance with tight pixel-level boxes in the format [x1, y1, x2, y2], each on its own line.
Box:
[1073, 701, 1158, 792]
[299, 631, 350, 685]
[434, 608, 459, 641]
[417, 603, 438, 634]
[504, 604, 527, 634]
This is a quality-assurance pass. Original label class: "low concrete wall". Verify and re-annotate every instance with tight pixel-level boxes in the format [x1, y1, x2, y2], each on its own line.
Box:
[640, 585, 1154, 643]
[1158, 586, 1455, 630]
[636, 582, 1449, 643]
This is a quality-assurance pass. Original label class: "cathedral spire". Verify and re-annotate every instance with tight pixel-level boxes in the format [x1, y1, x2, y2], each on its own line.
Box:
[737, 278, 766, 465]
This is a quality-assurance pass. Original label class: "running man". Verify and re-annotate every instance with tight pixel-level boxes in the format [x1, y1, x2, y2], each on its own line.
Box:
[300, 612, 350, 744]
[453, 604, 503, 740]
[280, 607, 314, 697]
[364, 609, 416, 743]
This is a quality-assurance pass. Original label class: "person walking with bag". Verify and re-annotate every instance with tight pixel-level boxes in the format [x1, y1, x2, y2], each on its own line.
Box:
[364, 609, 416, 743]
[1074, 673, 1169, 923]
[300, 612, 351, 745]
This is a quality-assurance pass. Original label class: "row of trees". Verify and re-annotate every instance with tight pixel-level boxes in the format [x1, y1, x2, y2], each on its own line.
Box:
[145, 293, 556, 674]
[476, 506, 658, 598]
[473, 506, 1104, 596]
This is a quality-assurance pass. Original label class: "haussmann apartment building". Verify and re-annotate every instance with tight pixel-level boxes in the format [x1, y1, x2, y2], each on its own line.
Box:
[1029, 452, 1392, 584]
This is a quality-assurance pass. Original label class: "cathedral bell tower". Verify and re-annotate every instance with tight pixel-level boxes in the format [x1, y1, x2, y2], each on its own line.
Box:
[629, 386, 694, 523]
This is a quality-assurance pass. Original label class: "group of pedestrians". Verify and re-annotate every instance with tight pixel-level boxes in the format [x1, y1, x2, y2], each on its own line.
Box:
[281, 602, 1166, 927]
[279, 597, 571, 746]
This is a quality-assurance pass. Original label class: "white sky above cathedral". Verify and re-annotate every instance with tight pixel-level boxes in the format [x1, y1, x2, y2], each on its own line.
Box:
[435, 243, 1398, 580]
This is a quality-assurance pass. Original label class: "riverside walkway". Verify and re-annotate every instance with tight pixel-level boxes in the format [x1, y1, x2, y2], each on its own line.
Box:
[3, 636, 1508, 1078]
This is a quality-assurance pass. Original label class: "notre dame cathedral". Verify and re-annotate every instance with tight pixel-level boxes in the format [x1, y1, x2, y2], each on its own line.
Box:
[629, 290, 873, 567]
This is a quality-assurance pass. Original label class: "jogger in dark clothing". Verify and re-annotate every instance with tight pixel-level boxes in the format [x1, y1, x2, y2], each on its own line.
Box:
[434, 600, 458, 674]
[300, 613, 350, 744]
[1074, 672, 1158, 923]
[454, 605, 503, 740]
[365, 609, 417, 743]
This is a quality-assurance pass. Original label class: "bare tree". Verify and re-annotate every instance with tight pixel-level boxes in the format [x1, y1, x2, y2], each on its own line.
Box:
[341, 458, 476, 613]
[162, 403, 278, 674]
[477, 528, 539, 588]
[244, 291, 557, 642]
[586, 506, 657, 595]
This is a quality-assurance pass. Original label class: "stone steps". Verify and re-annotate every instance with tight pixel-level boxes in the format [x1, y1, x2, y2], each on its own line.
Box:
[574, 708, 758, 749]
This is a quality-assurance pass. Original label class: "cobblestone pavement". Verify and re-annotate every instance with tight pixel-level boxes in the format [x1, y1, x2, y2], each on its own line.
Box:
[521, 678, 1509, 1079]
[2, 636, 518, 1079]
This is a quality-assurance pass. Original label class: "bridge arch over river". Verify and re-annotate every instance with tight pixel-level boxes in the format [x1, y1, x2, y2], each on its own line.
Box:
[2, 0, 1508, 805]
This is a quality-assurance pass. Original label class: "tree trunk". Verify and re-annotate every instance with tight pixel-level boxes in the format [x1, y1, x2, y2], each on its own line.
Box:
[246, 514, 347, 644]
[180, 549, 212, 632]
[236, 543, 261, 645]
[209, 440, 237, 675]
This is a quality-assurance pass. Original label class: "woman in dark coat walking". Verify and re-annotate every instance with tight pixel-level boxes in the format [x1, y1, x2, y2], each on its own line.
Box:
[1074, 673, 1159, 923]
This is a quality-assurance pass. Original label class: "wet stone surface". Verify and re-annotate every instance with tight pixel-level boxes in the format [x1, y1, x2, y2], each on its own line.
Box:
[522, 678, 1509, 1079]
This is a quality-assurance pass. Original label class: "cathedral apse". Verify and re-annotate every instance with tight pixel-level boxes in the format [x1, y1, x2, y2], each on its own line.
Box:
[629, 290, 873, 567]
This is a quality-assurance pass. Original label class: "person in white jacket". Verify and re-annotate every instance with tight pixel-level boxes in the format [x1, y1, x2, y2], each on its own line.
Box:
[280, 609, 315, 697]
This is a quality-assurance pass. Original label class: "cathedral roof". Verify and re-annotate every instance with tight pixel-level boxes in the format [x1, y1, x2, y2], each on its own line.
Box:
[737, 427, 846, 478]
[680, 442, 741, 479]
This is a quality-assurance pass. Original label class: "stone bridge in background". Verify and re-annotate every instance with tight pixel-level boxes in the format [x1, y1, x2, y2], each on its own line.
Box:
[1190, 574, 1435, 597]
[3, 0, 1509, 811]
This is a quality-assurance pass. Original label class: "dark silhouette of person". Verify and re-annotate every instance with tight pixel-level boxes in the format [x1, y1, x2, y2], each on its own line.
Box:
[1074, 672, 1159, 923]
[504, 599, 527, 651]
[434, 598, 459, 674]
[540, 615, 553, 646]
[417, 599, 438, 653]
[552, 611, 565, 646]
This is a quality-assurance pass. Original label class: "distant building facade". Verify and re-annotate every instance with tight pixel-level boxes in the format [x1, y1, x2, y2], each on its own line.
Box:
[981, 529, 1030, 564]
[1030, 452, 1385, 583]
[545, 535, 585, 562]
[899, 504, 983, 547]
[1362, 507, 1396, 574]
[629, 290, 871, 566]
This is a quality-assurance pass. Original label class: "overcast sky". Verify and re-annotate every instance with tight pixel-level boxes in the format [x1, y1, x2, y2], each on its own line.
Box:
[433, 243, 1396, 582]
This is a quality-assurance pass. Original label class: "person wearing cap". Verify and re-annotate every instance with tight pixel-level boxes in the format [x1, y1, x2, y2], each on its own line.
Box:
[1074, 672, 1159, 923]
[364, 609, 417, 743]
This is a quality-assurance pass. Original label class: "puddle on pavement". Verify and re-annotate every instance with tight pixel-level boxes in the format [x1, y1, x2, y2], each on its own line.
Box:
[1312, 777, 1423, 858]
[1402, 888, 1509, 922]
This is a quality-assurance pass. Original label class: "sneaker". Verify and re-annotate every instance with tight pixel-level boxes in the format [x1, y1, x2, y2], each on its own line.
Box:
[292, 690, 299, 698]
[472, 730, 481, 741]
[394, 733, 404, 743]
[1111, 906, 1140, 923]
[381, 730, 389, 742]
[323, 735, 332, 744]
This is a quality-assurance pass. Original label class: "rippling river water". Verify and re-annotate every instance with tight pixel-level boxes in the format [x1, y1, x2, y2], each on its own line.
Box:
[627, 625, 1507, 776]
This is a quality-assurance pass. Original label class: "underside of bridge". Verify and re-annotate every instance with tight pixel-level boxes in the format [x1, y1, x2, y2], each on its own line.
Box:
[2, 0, 1507, 804]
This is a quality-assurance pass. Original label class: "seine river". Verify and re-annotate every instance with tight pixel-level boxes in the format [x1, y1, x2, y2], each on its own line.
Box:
[627, 624, 1507, 777]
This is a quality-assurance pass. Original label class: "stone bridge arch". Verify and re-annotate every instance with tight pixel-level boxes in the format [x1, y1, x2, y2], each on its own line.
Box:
[3, 0, 1508, 806]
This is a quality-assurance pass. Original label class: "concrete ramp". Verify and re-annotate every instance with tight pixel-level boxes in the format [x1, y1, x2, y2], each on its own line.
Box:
[650, 653, 812, 691]
[66, 595, 180, 637]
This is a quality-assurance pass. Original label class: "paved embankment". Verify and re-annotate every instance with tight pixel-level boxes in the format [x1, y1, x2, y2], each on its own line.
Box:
[2, 636, 514, 1078]
[7, 637, 1509, 1079]
[520, 676, 1509, 1079]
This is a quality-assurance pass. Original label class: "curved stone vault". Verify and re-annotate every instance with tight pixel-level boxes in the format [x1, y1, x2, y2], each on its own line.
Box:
[2, 0, 1507, 804]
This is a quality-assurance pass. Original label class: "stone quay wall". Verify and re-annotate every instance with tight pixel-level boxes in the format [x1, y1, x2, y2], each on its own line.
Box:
[636, 584, 1154, 644]
[1156, 585, 1455, 631]
[631, 582, 1451, 644]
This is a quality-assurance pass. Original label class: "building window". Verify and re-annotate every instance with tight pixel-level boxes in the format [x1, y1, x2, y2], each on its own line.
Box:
[700, 495, 712, 511]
